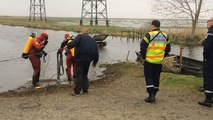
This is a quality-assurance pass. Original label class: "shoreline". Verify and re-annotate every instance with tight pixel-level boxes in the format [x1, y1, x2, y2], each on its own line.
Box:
[0, 16, 205, 46]
[0, 62, 211, 120]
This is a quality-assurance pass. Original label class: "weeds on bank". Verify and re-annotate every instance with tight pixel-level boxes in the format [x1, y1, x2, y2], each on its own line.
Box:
[169, 29, 206, 46]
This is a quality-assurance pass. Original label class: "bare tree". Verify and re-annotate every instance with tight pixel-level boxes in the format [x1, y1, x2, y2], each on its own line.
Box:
[152, 0, 212, 38]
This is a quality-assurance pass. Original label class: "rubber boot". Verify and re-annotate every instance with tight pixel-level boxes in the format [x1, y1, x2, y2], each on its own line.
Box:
[145, 93, 156, 103]
[198, 94, 212, 107]
[153, 89, 158, 97]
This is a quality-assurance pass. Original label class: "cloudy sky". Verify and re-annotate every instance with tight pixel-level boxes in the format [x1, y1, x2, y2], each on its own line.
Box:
[0, 0, 212, 19]
[0, 0, 153, 18]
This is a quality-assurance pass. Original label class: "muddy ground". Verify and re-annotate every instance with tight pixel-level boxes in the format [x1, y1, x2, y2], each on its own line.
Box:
[0, 63, 212, 120]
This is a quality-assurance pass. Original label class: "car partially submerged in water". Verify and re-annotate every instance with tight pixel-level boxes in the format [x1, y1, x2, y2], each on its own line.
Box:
[92, 34, 108, 47]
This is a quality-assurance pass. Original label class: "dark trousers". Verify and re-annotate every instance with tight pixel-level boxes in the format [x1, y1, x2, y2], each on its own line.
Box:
[204, 61, 213, 97]
[144, 61, 162, 94]
[74, 60, 91, 94]
[29, 55, 41, 85]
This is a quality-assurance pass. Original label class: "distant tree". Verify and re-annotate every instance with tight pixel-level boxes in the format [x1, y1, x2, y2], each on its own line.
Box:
[152, 0, 212, 39]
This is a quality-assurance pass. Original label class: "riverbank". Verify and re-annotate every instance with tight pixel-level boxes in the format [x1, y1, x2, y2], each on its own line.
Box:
[0, 62, 212, 120]
[0, 16, 133, 37]
[0, 16, 206, 46]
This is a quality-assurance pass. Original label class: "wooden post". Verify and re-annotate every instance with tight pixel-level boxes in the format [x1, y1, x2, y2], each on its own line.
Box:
[126, 50, 130, 61]
[179, 46, 183, 73]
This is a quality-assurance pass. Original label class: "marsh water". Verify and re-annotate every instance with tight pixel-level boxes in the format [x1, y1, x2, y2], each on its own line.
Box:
[0, 25, 203, 92]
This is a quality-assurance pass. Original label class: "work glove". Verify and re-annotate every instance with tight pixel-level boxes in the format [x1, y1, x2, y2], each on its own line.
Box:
[57, 49, 63, 54]
[64, 49, 70, 56]
[42, 51, 47, 56]
[65, 52, 68, 56]
[22, 53, 28, 59]
[44, 40, 48, 45]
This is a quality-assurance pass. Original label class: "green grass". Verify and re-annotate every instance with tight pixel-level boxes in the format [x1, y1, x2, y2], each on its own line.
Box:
[104, 62, 203, 92]
[124, 62, 203, 92]
[0, 16, 133, 36]
[161, 72, 203, 92]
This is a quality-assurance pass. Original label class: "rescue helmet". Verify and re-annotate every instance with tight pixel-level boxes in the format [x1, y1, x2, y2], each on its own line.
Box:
[41, 32, 48, 40]
[64, 33, 70, 39]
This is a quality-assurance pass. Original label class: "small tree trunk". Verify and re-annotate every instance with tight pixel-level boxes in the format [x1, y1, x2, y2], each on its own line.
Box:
[191, 19, 197, 39]
[190, 0, 203, 41]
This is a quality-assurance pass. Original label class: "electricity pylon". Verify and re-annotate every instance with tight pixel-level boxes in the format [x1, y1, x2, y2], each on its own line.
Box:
[80, 0, 109, 26]
[29, 0, 47, 22]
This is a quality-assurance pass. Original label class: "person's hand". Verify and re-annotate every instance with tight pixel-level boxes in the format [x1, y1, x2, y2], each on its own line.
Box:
[43, 51, 47, 56]
[44, 40, 48, 45]
[57, 49, 63, 54]
[21, 53, 28, 59]
[92, 63, 96, 68]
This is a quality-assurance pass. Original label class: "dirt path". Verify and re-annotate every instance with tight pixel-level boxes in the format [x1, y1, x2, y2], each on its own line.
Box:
[0, 63, 212, 120]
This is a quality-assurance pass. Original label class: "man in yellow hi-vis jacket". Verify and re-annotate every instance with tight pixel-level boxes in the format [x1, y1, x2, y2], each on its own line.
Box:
[140, 20, 171, 103]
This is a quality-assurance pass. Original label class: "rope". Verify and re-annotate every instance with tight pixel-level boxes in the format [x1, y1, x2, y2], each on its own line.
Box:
[0, 56, 22, 63]
[0, 49, 58, 63]
[56, 52, 64, 80]
[41, 54, 51, 80]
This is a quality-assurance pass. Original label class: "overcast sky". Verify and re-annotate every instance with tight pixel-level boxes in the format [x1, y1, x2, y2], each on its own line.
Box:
[0, 0, 154, 18]
[0, 0, 212, 19]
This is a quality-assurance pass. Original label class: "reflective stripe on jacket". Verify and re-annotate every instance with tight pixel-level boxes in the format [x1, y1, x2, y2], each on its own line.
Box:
[145, 31, 169, 64]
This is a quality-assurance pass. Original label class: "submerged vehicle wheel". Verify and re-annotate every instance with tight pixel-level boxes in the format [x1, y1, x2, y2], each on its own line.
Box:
[97, 41, 107, 47]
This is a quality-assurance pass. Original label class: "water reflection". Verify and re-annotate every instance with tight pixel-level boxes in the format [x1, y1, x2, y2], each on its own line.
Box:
[170, 45, 203, 61]
[0, 25, 203, 92]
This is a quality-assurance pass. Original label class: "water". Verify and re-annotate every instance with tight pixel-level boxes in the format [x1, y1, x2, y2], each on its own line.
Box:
[0, 25, 203, 92]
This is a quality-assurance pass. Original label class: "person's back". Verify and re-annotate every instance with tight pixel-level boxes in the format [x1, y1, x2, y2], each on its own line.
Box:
[140, 20, 171, 103]
[74, 33, 98, 63]
[67, 28, 99, 96]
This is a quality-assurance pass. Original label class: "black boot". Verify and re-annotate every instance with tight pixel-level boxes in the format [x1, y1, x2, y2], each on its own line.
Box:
[145, 93, 156, 103]
[198, 94, 212, 107]
[198, 100, 212, 107]
[153, 89, 158, 97]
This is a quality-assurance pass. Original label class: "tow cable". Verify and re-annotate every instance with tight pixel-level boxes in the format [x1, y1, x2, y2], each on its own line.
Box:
[57, 52, 64, 82]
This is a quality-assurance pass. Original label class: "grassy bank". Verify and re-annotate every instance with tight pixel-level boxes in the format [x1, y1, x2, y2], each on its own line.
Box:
[104, 62, 203, 92]
[161, 72, 202, 93]
[0, 16, 206, 46]
[0, 16, 132, 36]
